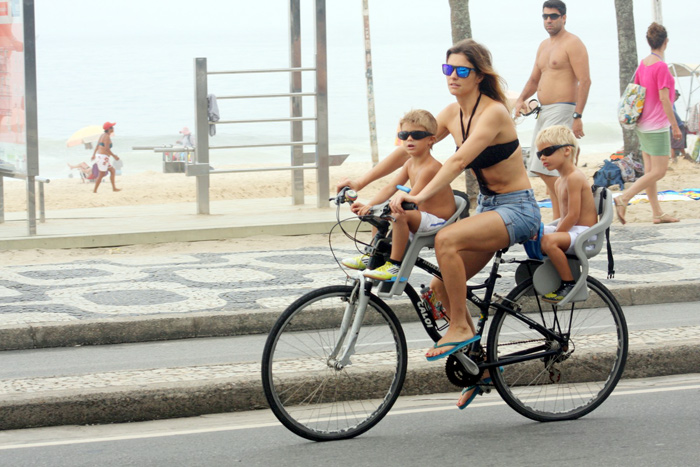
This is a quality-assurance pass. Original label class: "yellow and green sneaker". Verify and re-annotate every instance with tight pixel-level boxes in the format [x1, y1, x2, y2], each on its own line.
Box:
[341, 254, 370, 270]
[363, 261, 401, 281]
[542, 282, 575, 304]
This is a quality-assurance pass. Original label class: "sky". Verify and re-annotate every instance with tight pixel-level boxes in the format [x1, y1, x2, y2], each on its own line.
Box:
[28, 0, 699, 153]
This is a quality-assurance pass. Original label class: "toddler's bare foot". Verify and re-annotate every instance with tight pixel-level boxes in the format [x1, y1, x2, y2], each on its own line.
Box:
[113, 188, 122, 192]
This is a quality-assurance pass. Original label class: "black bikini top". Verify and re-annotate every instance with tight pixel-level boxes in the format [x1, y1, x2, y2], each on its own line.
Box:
[457, 93, 519, 196]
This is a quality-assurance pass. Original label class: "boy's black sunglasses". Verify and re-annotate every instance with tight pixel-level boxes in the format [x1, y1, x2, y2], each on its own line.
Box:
[397, 131, 433, 141]
[542, 13, 561, 20]
[536, 144, 574, 159]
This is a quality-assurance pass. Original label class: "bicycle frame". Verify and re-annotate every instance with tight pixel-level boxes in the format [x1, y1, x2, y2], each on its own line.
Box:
[413, 248, 573, 372]
[330, 198, 570, 375]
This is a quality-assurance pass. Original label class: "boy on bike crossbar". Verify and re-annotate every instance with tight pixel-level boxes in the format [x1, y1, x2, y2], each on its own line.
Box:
[342, 110, 457, 282]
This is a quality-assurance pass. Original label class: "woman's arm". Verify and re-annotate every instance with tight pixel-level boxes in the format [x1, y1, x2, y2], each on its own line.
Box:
[103, 136, 119, 159]
[659, 88, 682, 140]
[337, 107, 454, 193]
[393, 105, 502, 210]
[336, 146, 409, 193]
[365, 165, 409, 207]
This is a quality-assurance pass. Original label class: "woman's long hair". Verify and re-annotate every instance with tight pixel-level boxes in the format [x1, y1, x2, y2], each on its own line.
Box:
[446, 39, 507, 105]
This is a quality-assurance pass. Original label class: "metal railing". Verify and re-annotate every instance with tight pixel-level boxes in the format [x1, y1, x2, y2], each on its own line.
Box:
[0, 171, 49, 230]
[189, 0, 330, 214]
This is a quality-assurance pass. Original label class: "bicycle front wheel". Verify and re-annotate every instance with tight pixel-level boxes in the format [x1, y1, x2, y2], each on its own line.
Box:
[261, 285, 407, 441]
[488, 276, 628, 422]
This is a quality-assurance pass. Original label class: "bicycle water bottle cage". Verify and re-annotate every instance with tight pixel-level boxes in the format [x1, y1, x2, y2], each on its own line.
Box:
[531, 187, 614, 307]
[377, 195, 469, 298]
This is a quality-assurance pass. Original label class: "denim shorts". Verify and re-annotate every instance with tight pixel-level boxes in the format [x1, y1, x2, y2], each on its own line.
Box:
[476, 189, 541, 246]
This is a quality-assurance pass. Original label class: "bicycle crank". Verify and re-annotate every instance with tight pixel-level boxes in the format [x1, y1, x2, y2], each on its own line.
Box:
[445, 354, 483, 387]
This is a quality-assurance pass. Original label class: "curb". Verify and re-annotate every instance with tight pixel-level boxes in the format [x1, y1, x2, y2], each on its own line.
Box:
[1, 340, 698, 431]
[1, 280, 699, 351]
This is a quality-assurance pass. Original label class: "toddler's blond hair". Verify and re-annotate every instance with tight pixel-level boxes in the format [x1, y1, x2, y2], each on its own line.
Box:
[535, 125, 579, 158]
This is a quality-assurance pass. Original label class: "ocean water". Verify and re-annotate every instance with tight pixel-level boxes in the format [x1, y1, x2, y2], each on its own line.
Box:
[27, 0, 697, 180]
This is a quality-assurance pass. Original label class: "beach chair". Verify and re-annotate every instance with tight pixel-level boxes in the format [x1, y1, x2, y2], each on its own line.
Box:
[74, 163, 98, 183]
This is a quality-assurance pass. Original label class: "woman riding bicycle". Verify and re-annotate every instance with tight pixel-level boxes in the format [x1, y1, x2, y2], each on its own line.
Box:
[340, 39, 541, 409]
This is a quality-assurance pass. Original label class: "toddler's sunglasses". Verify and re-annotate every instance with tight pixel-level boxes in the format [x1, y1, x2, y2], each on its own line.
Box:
[536, 144, 574, 159]
[442, 64, 476, 79]
[397, 131, 433, 141]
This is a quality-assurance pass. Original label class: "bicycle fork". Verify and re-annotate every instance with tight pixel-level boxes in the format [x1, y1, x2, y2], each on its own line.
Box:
[327, 274, 372, 370]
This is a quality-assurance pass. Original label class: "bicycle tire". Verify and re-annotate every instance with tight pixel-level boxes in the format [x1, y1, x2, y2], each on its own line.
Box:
[488, 276, 628, 422]
[261, 285, 408, 441]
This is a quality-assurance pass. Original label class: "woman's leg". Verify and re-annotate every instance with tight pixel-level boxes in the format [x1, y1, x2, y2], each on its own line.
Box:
[93, 171, 105, 193]
[425, 211, 510, 358]
[108, 167, 121, 191]
[616, 151, 670, 219]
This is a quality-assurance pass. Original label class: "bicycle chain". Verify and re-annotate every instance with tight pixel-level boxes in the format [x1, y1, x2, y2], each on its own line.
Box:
[444, 337, 550, 387]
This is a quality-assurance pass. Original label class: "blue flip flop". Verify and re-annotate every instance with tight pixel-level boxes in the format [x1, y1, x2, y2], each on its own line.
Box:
[457, 385, 484, 410]
[425, 335, 481, 362]
[458, 367, 505, 410]
[479, 366, 505, 385]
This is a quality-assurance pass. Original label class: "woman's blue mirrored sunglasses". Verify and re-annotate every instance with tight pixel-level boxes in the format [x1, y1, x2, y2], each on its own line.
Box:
[442, 64, 476, 78]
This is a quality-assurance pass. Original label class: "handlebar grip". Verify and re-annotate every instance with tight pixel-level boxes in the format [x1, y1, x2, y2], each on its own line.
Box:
[401, 202, 417, 211]
[331, 186, 356, 205]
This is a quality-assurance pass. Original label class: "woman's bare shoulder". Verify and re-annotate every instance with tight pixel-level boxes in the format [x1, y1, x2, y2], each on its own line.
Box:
[437, 102, 460, 120]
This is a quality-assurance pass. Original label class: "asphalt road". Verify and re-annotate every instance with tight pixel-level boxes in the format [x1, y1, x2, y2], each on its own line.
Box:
[1, 301, 698, 380]
[0, 374, 698, 466]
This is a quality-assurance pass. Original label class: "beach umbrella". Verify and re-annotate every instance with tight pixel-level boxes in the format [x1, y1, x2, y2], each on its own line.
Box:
[66, 125, 103, 149]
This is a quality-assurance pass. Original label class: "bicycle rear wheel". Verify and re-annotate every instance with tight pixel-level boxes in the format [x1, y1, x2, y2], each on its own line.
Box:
[262, 285, 407, 441]
[488, 276, 628, 422]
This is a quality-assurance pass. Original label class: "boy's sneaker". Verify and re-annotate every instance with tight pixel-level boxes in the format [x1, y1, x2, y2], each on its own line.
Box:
[542, 282, 576, 304]
[363, 261, 400, 281]
[341, 254, 370, 270]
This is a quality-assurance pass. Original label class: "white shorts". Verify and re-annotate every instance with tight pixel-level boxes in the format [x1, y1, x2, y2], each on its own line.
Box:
[95, 154, 112, 172]
[528, 103, 575, 177]
[543, 224, 597, 255]
[409, 212, 446, 241]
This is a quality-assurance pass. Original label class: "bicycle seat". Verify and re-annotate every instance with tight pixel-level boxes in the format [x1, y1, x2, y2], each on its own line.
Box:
[531, 186, 614, 306]
[376, 195, 468, 298]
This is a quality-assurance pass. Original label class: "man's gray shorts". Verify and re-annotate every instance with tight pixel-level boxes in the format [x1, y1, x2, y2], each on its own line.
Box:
[528, 103, 575, 177]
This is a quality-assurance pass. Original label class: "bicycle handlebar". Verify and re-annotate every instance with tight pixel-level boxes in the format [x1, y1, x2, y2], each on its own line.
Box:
[331, 186, 358, 206]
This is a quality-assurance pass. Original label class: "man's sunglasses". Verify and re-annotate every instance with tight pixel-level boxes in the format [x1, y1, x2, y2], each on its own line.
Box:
[536, 144, 574, 159]
[442, 64, 477, 79]
[542, 13, 562, 20]
[397, 131, 433, 141]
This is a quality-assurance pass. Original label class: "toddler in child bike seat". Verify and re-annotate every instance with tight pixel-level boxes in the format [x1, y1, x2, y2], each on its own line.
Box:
[535, 125, 598, 303]
[341, 110, 456, 282]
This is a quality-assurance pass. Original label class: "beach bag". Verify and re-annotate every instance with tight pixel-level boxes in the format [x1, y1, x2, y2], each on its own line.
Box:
[688, 103, 700, 135]
[691, 138, 700, 163]
[593, 159, 625, 190]
[612, 156, 636, 183]
[626, 154, 644, 178]
[618, 82, 645, 130]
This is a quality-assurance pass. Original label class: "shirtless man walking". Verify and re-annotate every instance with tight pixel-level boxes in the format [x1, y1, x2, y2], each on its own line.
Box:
[514, 0, 590, 219]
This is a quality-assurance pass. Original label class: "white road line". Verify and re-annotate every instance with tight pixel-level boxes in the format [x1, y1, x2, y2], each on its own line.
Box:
[1, 383, 698, 451]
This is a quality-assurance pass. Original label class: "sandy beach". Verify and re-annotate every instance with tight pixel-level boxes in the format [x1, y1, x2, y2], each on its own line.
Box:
[1, 150, 699, 265]
[6, 151, 699, 219]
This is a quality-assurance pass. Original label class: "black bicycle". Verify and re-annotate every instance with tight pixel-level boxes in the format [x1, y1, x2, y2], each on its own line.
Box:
[261, 187, 628, 441]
